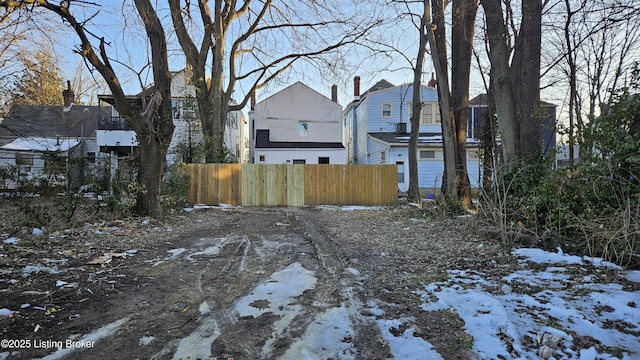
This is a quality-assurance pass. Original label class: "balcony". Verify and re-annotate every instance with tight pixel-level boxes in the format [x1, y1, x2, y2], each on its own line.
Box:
[98, 117, 132, 131]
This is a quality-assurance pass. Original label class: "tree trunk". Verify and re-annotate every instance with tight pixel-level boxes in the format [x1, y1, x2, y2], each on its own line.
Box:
[429, 0, 456, 199]
[407, 1, 430, 204]
[450, 0, 477, 207]
[513, 0, 543, 162]
[480, 0, 519, 164]
[133, 0, 173, 216]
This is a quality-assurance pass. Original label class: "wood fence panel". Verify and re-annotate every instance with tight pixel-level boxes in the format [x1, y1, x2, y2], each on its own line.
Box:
[241, 164, 304, 206]
[189, 164, 396, 206]
[187, 163, 242, 205]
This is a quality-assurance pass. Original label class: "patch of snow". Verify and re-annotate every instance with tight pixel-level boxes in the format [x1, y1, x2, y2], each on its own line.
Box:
[316, 205, 384, 211]
[199, 301, 211, 315]
[376, 319, 444, 360]
[235, 263, 317, 358]
[281, 306, 356, 360]
[3, 237, 19, 244]
[37, 317, 129, 360]
[22, 264, 61, 277]
[345, 267, 361, 277]
[624, 270, 640, 283]
[139, 336, 155, 346]
[512, 247, 621, 269]
[417, 249, 640, 359]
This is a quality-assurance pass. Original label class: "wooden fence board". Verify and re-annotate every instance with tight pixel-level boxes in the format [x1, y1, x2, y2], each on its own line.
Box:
[188, 164, 396, 206]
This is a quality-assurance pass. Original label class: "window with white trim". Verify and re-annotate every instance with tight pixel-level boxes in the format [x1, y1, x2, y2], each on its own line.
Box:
[381, 102, 393, 118]
[420, 150, 443, 160]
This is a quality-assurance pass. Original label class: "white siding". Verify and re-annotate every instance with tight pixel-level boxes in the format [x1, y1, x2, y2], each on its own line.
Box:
[254, 148, 346, 164]
[253, 82, 342, 143]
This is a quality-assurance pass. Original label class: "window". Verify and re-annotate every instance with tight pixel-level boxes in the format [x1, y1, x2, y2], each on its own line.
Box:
[419, 150, 436, 159]
[299, 122, 309, 137]
[15, 153, 33, 166]
[422, 103, 432, 124]
[409, 102, 441, 124]
[318, 157, 330, 164]
[44, 152, 65, 175]
[380, 151, 386, 163]
[259, 155, 265, 162]
[381, 102, 392, 118]
[293, 159, 306, 164]
[86, 152, 96, 164]
[396, 161, 405, 183]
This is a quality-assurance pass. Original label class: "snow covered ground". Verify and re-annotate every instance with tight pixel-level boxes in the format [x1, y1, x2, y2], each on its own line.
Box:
[377, 247, 640, 359]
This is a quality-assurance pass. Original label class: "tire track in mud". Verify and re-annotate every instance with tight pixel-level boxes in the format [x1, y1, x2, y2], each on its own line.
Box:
[32, 208, 390, 360]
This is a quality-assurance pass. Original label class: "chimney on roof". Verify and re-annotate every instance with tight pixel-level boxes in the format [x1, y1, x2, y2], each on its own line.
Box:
[331, 84, 338, 103]
[250, 90, 256, 110]
[427, 72, 437, 89]
[354, 76, 361, 101]
[62, 80, 75, 111]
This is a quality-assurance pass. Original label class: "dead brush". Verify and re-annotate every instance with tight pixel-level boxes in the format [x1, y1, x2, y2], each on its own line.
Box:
[567, 198, 640, 269]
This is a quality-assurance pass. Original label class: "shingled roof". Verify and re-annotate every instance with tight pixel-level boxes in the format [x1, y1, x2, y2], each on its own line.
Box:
[0, 104, 111, 146]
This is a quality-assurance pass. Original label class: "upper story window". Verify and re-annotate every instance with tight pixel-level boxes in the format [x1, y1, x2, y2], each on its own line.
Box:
[422, 103, 440, 124]
[172, 99, 197, 120]
[408, 102, 440, 124]
[381, 102, 393, 118]
[299, 122, 309, 137]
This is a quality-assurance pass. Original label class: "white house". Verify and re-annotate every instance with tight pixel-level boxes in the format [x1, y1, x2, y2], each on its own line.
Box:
[343, 76, 481, 192]
[249, 82, 346, 164]
[97, 68, 247, 164]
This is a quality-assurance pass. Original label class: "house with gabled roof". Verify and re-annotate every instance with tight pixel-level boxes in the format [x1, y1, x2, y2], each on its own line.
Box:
[0, 83, 111, 189]
[342, 76, 482, 192]
[249, 81, 346, 164]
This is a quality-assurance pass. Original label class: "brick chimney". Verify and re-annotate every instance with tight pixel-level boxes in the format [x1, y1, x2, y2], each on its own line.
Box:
[331, 84, 338, 103]
[62, 80, 75, 111]
[354, 76, 360, 101]
[427, 72, 437, 89]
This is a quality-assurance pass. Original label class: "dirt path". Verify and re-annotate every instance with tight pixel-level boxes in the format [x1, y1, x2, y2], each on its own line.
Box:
[1, 206, 502, 359]
[4, 203, 640, 359]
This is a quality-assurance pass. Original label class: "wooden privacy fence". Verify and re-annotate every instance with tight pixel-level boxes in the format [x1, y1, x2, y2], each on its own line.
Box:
[187, 164, 397, 206]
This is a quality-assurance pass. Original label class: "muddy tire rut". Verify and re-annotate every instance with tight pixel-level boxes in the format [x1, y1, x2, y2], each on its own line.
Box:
[2, 206, 482, 360]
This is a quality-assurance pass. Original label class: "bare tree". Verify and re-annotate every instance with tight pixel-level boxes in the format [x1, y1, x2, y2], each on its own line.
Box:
[449, 0, 477, 207]
[167, 0, 378, 163]
[406, 0, 429, 204]
[480, 0, 544, 164]
[1, 0, 174, 217]
[547, 0, 640, 161]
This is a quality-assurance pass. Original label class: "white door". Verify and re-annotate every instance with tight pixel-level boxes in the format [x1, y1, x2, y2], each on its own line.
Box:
[396, 161, 408, 192]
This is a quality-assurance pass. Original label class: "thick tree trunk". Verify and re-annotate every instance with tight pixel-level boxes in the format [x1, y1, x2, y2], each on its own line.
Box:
[133, 0, 174, 216]
[481, 0, 519, 164]
[136, 138, 169, 217]
[513, 0, 543, 162]
[429, 0, 456, 199]
[451, 0, 477, 207]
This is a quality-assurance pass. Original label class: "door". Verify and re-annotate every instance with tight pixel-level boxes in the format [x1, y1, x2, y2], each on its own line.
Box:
[396, 161, 408, 192]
